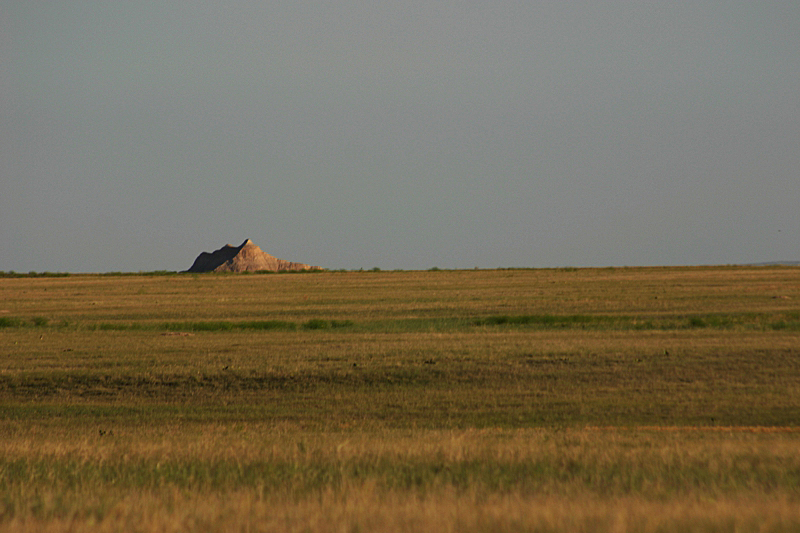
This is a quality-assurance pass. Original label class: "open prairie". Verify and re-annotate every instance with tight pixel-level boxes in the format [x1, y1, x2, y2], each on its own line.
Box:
[1, 266, 799, 532]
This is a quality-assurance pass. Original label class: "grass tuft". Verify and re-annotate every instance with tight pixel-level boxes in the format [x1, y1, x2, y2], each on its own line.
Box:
[303, 319, 330, 330]
[0, 317, 23, 328]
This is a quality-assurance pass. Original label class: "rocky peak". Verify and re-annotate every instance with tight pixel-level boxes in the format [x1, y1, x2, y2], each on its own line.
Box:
[185, 240, 321, 273]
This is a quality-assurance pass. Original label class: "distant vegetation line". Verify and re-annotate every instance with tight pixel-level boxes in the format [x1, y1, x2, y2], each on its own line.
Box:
[3, 263, 798, 277]
[2, 313, 798, 333]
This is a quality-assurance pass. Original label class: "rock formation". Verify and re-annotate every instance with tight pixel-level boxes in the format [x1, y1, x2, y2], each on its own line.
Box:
[185, 239, 322, 273]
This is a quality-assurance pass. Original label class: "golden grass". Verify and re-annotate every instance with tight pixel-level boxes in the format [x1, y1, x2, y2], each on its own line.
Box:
[4, 491, 800, 533]
[1, 266, 799, 531]
[2, 266, 797, 323]
[3, 426, 800, 531]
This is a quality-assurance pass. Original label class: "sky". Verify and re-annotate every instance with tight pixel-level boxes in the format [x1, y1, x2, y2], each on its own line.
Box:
[1, 1, 798, 272]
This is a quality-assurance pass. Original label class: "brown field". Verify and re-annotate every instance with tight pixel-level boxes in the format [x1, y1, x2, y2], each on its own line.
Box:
[1, 266, 799, 531]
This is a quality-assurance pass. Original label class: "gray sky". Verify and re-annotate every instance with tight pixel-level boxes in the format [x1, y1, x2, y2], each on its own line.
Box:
[2, 1, 798, 272]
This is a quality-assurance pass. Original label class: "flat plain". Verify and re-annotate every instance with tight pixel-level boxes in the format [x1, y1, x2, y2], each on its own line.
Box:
[1, 266, 799, 532]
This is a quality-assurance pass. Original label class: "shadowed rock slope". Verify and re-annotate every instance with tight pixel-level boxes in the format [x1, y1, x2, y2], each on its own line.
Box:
[185, 240, 322, 273]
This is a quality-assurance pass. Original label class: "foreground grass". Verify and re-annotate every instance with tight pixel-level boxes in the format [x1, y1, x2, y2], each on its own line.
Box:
[6, 490, 800, 533]
[1, 266, 799, 531]
[2, 425, 800, 532]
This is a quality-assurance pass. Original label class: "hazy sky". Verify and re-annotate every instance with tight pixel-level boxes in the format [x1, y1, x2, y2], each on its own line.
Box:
[2, 1, 798, 272]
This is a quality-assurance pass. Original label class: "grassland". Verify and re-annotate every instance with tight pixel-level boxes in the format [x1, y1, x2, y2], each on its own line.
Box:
[1, 266, 799, 531]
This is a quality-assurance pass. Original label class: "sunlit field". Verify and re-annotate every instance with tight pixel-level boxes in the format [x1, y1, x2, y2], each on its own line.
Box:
[1, 266, 799, 532]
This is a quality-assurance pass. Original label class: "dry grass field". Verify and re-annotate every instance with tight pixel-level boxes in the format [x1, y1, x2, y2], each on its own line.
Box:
[1, 266, 799, 532]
